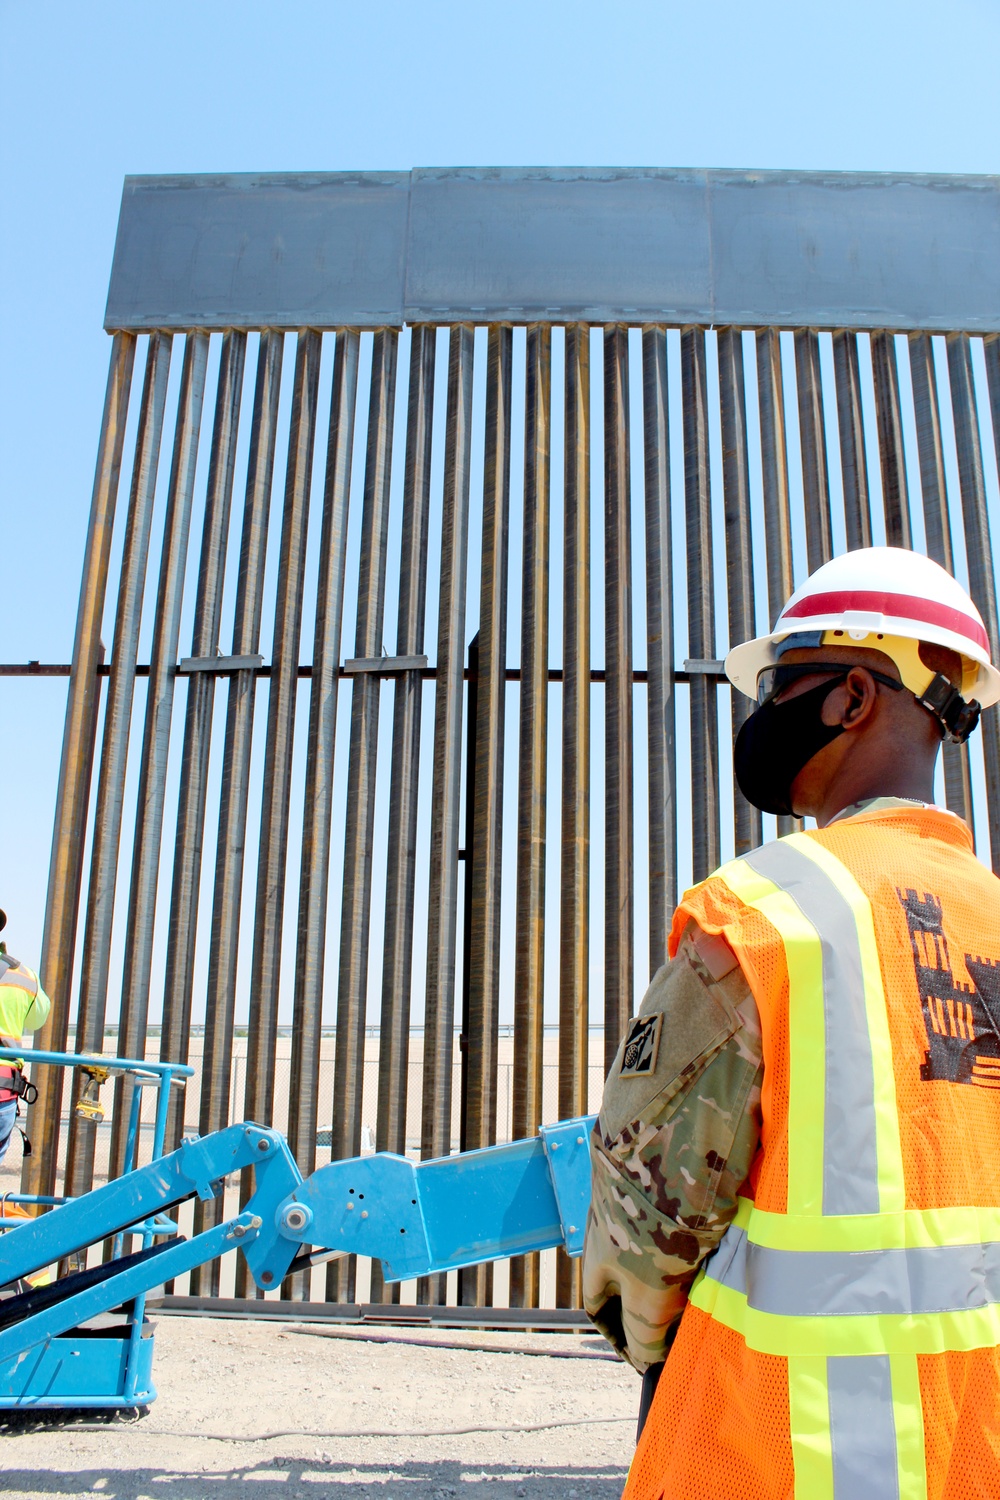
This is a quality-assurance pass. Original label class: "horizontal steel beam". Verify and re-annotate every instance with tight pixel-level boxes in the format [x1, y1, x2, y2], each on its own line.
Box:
[0, 662, 76, 676]
[106, 168, 1000, 332]
[1, 661, 729, 685]
[148, 1295, 592, 1330]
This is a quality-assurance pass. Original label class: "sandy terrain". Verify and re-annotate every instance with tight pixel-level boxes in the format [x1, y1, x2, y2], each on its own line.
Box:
[0, 1315, 638, 1499]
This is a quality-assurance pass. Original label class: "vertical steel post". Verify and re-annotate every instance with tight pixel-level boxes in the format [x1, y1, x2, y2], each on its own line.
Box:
[984, 337, 1000, 481]
[558, 324, 591, 1309]
[420, 325, 474, 1305]
[459, 632, 479, 1157]
[191, 331, 283, 1293]
[947, 334, 1000, 869]
[717, 329, 760, 857]
[370, 327, 436, 1305]
[328, 329, 399, 1304]
[160, 330, 247, 1152]
[26, 332, 136, 1199]
[795, 329, 833, 572]
[756, 329, 801, 838]
[642, 328, 676, 970]
[755, 329, 794, 626]
[109, 331, 209, 1184]
[682, 327, 719, 881]
[911, 335, 955, 568]
[603, 325, 633, 1069]
[63, 333, 172, 1196]
[909, 334, 971, 823]
[871, 331, 912, 548]
[236, 329, 322, 1296]
[285, 329, 360, 1300]
[833, 331, 872, 552]
[509, 324, 551, 1310]
[460, 325, 512, 1308]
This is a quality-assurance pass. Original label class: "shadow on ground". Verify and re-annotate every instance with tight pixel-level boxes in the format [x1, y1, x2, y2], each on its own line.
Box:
[0, 1457, 627, 1498]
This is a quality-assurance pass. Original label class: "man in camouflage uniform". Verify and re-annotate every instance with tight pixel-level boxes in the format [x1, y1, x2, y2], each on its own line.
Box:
[582, 796, 919, 1379]
[583, 545, 1000, 1498]
[583, 918, 763, 1375]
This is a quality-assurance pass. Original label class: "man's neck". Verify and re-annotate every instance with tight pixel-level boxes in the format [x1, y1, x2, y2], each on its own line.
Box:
[811, 767, 937, 828]
[827, 794, 929, 826]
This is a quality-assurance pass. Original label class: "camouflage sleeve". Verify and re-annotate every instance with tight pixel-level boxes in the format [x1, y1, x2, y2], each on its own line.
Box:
[582, 923, 763, 1372]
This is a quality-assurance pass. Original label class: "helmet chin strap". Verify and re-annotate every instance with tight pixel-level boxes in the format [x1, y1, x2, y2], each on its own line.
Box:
[915, 674, 982, 744]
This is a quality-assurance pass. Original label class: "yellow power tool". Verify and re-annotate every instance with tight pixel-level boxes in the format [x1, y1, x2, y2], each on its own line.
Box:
[75, 1066, 111, 1125]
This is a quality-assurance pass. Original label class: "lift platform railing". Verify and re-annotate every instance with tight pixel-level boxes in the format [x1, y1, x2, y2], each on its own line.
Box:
[0, 1046, 193, 1407]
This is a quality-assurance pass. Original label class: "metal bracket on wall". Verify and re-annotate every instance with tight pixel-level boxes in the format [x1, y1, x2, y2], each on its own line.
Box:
[177, 654, 265, 674]
[343, 655, 429, 674]
[682, 659, 727, 675]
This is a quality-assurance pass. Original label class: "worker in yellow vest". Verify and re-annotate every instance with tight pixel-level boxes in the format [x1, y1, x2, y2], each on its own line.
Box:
[0, 909, 49, 1164]
[584, 546, 1000, 1499]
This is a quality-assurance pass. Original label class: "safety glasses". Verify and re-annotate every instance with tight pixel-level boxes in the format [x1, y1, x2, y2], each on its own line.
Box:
[755, 662, 903, 707]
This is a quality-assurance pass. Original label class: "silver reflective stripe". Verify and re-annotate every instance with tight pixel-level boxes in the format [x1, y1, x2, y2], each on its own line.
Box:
[753, 1238, 1000, 1318]
[705, 1216, 748, 1294]
[828, 1355, 899, 1500]
[744, 840, 880, 1215]
[706, 1220, 1000, 1317]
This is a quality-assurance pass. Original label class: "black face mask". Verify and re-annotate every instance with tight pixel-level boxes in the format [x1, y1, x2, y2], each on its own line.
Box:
[734, 675, 849, 817]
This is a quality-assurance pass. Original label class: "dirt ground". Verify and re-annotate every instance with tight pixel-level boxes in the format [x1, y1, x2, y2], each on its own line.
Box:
[0, 1315, 638, 1500]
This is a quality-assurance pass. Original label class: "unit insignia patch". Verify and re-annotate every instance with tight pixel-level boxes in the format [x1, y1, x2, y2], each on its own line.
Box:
[898, 887, 1000, 1088]
[619, 1013, 662, 1078]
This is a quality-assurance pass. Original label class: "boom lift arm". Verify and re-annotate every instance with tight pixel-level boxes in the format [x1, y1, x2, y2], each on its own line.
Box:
[0, 1116, 596, 1366]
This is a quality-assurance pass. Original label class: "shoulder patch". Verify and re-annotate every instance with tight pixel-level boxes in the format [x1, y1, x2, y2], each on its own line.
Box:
[619, 1012, 663, 1077]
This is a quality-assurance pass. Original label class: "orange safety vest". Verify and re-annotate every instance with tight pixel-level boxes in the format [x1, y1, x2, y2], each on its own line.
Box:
[626, 805, 1000, 1500]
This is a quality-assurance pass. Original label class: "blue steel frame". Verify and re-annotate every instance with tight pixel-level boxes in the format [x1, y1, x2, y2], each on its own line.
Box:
[0, 1089, 596, 1409]
[0, 1047, 193, 1408]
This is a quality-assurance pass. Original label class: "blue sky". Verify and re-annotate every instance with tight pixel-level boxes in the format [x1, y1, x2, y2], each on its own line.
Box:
[2, 0, 999, 983]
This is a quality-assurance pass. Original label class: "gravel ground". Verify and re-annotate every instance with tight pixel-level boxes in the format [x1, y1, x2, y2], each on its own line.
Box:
[0, 1315, 638, 1499]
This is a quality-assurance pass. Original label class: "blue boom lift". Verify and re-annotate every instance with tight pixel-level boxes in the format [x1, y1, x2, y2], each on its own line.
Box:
[0, 1047, 596, 1410]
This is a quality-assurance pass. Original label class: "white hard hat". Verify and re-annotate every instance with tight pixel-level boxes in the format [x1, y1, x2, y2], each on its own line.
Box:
[726, 547, 1000, 708]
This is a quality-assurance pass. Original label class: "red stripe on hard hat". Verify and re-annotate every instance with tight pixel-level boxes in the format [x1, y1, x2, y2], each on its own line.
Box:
[781, 590, 989, 653]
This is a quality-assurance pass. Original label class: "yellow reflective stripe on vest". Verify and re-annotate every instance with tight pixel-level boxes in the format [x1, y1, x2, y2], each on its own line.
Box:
[745, 1200, 1000, 1252]
[716, 854, 828, 1213]
[788, 1356, 836, 1499]
[788, 1353, 927, 1500]
[889, 1354, 930, 1500]
[777, 834, 905, 1216]
[718, 833, 905, 1215]
[728, 840, 905, 1212]
[690, 1261, 1000, 1356]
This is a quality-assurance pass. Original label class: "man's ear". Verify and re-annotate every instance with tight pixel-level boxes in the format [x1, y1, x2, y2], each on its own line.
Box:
[841, 667, 879, 729]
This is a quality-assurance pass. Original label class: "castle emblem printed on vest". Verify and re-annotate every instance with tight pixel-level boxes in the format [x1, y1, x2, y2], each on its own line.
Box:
[898, 887, 1000, 1088]
[619, 1013, 663, 1077]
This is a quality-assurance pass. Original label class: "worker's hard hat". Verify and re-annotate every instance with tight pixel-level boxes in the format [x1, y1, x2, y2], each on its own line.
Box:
[726, 546, 1000, 709]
